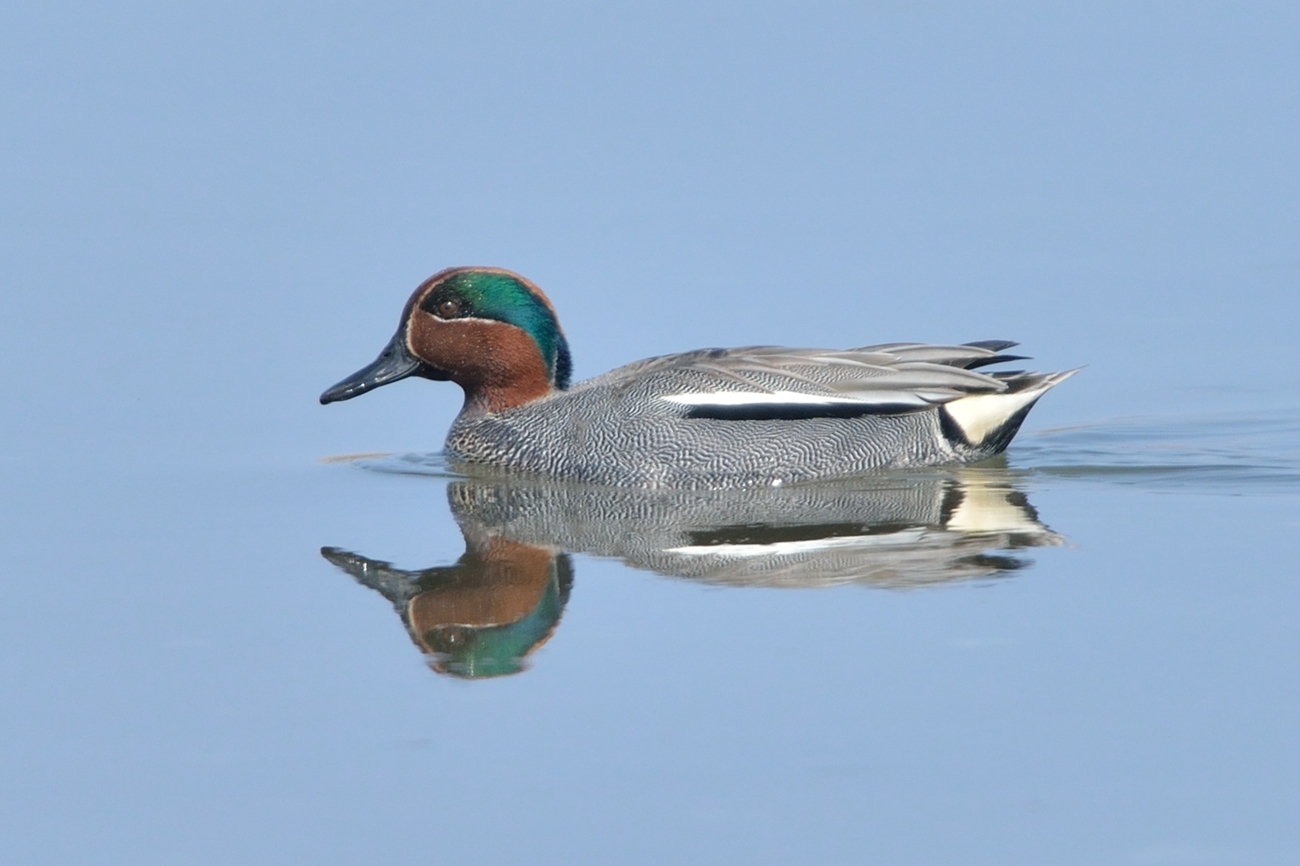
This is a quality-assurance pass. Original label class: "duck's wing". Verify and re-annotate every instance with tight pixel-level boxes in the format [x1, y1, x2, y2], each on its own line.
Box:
[583, 341, 1057, 420]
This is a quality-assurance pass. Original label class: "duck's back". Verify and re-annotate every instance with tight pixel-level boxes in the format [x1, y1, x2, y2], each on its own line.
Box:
[445, 343, 1074, 489]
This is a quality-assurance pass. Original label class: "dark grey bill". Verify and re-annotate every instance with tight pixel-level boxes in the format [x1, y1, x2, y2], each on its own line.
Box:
[320, 332, 448, 404]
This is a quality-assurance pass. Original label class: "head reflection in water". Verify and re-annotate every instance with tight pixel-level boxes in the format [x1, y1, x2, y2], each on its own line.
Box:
[322, 468, 1065, 678]
[321, 539, 573, 679]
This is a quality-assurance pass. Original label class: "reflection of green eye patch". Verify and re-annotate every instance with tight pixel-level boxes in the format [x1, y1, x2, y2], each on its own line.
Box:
[424, 558, 571, 679]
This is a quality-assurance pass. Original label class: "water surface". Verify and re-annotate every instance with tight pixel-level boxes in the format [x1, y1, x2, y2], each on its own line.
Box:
[7, 412, 1295, 865]
[4, 4, 1299, 863]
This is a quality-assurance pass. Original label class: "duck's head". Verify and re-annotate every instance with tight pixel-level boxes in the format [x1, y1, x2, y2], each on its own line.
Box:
[320, 267, 572, 413]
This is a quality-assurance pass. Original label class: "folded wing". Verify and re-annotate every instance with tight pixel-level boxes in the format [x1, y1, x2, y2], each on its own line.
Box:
[593, 341, 1055, 421]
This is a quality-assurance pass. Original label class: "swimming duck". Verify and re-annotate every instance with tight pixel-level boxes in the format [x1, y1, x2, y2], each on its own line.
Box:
[321, 267, 1075, 489]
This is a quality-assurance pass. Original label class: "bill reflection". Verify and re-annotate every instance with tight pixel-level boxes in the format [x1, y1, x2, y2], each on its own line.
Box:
[323, 469, 1063, 679]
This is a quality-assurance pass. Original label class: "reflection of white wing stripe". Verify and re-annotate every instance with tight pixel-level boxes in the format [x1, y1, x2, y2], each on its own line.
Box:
[666, 529, 930, 558]
[663, 391, 937, 408]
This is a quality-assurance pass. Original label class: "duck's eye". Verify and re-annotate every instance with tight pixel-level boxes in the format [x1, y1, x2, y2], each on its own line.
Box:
[435, 298, 462, 319]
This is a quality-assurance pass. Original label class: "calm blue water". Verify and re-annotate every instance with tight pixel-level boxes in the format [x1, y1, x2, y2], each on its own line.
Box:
[2, 415, 1296, 864]
[3, 4, 1299, 864]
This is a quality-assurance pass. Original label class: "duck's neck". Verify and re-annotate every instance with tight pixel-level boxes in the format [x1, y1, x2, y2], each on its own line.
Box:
[460, 370, 554, 414]
[407, 314, 563, 414]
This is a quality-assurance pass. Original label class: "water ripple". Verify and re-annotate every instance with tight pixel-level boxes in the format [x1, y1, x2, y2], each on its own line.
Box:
[1012, 411, 1300, 491]
[334, 410, 1300, 494]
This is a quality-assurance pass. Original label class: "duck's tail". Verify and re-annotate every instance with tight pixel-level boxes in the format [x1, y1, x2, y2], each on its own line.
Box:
[939, 368, 1080, 455]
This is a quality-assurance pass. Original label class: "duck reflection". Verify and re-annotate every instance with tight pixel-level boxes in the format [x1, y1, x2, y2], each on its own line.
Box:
[321, 538, 572, 679]
[323, 467, 1063, 678]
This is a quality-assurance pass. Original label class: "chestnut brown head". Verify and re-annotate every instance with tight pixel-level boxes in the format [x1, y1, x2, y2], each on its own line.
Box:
[320, 267, 572, 412]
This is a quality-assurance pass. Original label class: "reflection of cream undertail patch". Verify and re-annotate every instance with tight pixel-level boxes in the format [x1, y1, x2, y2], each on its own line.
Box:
[946, 484, 1039, 534]
[942, 388, 1046, 445]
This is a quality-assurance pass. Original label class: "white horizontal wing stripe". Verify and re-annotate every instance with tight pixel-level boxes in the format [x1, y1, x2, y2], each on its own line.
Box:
[662, 390, 937, 407]
[666, 529, 930, 558]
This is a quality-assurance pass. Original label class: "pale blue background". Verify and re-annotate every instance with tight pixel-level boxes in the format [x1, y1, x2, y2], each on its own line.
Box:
[5, 2, 1298, 467]
[2, 4, 1298, 864]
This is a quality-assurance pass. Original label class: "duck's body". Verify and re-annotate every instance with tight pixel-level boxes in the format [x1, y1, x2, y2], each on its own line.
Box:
[322, 267, 1075, 490]
[443, 344, 1072, 488]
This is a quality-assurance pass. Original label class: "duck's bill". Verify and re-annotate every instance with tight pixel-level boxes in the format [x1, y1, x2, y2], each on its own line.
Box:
[320, 333, 449, 404]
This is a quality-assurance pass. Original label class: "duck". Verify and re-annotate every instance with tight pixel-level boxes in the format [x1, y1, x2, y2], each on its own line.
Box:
[321, 267, 1076, 489]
